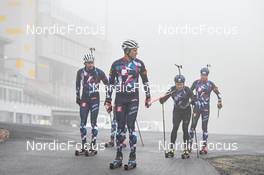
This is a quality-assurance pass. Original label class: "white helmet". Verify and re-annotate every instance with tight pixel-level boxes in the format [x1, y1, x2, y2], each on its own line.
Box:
[83, 53, 95, 63]
[122, 40, 139, 54]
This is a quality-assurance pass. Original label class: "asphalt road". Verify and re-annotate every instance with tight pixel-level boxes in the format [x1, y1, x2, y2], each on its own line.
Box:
[0, 122, 263, 175]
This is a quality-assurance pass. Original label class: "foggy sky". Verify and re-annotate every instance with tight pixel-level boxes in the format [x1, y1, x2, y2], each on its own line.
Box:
[61, 0, 264, 135]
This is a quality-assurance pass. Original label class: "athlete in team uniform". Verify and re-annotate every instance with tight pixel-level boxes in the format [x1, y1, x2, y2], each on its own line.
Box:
[105, 40, 151, 169]
[188, 67, 223, 154]
[75, 51, 109, 155]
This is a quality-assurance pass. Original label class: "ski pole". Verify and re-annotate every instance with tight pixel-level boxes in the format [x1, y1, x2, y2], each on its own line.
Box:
[194, 128, 199, 159]
[109, 112, 113, 124]
[136, 120, 144, 147]
[162, 104, 166, 153]
[191, 106, 199, 158]
[217, 108, 220, 118]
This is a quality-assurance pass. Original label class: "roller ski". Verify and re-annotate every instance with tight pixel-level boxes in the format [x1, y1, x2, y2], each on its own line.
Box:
[199, 145, 208, 155]
[124, 160, 137, 170]
[124, 152, 137, 170]
[75, 142, 89, 156]
[75, 147, 98, 157]
[109, 152, 123, 169]
[165, 149, 175, 158]
[87, 148, 98, 156]
[75, 148, 89, 156]
[181, 150, 190, 159]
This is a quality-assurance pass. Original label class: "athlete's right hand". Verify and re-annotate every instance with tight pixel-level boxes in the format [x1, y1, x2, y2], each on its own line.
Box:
[76, 97, 81, 106]
[104, 101, 112, 113]
[145, 97, 151, 108]
[159, 97, 165, 104]
[217, 100, 223, 109]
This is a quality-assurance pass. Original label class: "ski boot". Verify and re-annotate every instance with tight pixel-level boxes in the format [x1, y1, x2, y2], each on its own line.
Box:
[124, 152, 137, 170]
[75, 143, 90, 156]
[86, 147, 97, 156]
[109, 152, 123, 169]
[75, 142, 89, 156]
[199, 145, 208, 155]
[82, 141, 97, 156]
[75, 148, 90, 156]
[181, 150, 190, 159]
[165, 148, 175, 158]
[188, 140, 193, 153]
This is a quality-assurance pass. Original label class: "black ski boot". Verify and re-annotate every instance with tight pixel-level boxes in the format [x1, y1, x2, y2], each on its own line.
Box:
[75, 142, 89, 156]
[109, 152, 123, 169]
[124, 152, 137, 170]
[165, 148, 175, 158]
[181, 149, 190, 159]
[85, 141, 97, 156]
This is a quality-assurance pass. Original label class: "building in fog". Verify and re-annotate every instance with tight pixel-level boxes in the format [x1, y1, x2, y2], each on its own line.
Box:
[0, 0, 109, 125]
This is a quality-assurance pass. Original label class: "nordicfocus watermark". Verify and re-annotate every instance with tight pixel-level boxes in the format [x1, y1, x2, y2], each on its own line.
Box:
[26, 24, 105, 36]
[82, 83, 172, 94]
[158, 24, 238, 36]
[26, 140, 106, 152]
[158, 140, 238, 152]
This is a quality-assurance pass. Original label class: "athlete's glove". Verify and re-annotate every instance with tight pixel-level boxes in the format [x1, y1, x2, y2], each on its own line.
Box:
[159, 97, 165, 104]
[104, 100, 112, 113]
[76, 97, 81, 106]
[145, 97, 151, 108]
[217, 100, 223, 109]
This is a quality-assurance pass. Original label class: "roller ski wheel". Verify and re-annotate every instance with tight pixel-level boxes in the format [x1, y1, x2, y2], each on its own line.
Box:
[75, 149, 89, 156]
[105, 141, 115, 148]
[181, 150, 190, 159]
[124, 161, 137, 170]
[86, 149, 97, 157]
[199, 146, 208, 155]
[165, 149, 175, 158]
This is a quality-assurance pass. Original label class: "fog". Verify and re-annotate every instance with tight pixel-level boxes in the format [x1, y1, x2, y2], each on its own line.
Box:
[1, 0, 263, 135]
[60, 0, 264, 135]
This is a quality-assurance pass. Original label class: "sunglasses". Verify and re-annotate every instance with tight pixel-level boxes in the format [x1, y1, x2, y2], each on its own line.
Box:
[85, 61, 94, 64]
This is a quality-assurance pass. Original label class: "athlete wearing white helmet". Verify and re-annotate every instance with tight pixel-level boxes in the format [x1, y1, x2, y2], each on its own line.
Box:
[75, 49, 109, 156]
[106, 40, 151, 169]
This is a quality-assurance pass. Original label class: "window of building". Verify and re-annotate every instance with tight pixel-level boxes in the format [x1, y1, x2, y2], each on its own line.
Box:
[0, 87, 6, 100]
[8, 89, 22, 102]
[0, 44, 4, 58]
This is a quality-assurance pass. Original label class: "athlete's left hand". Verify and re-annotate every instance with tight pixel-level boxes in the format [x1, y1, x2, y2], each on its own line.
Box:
[145, 97, 151, 108]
